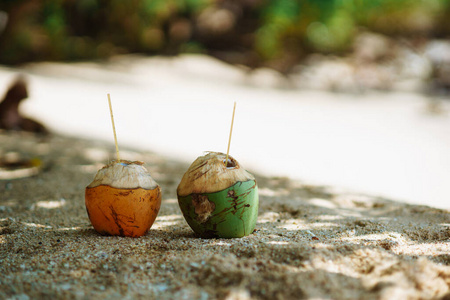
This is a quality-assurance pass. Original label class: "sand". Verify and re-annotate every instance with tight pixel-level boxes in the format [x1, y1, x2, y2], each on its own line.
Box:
[3, 55, 450, 209]
[0, 131, 449, 300]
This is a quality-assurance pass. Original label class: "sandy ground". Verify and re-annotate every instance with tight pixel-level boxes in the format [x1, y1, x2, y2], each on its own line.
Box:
[0, 54, 450, 209]
[0, 131, 449, 299]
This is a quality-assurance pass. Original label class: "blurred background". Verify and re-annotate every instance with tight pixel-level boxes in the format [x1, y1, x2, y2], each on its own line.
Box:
[1, 0, 450, 209]
[0, 0, 450, 75]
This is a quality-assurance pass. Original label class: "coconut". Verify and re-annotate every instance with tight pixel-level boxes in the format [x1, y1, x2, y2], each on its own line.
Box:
[177, 152, 258, 238]
[85, 160, 161, 238]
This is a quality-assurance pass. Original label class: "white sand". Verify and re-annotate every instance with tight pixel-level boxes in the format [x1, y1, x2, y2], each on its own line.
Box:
[1, 54, 449, 209]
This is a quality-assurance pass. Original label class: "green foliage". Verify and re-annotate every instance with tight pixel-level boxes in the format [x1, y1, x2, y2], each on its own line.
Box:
[255, 0, 450, 59]
[0, 0, 449, 65]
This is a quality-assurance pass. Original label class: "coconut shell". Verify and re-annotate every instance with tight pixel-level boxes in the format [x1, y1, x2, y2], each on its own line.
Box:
[177, 152, 258, 238]
[85, 185, 161, 237]
[85, 160, 161, 237]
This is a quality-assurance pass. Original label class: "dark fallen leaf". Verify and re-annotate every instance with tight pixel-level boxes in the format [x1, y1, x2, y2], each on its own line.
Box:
[0, 157, 42, 180]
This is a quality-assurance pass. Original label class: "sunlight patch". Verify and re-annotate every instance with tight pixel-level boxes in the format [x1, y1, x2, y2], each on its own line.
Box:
[395, 242, 449, 256]
[266, 241, 289, 245]
[278, 223, 301, 230]
[341, 232, 407, 245]
[213, 241, 232, 247]
[316, 215, 342, 221]
[153, 214, 183, 229]
[258, 212, 280, 223]
[157, 215, 183, 221]
[307, 198, 336, 209]
[83, 147, 109, 162]
[23, 222, 52, 229]
[35, 199, 66, 209]
[258, 188, 289, 197]
[163, 198, 178, 204]
[278, 219, 339, 231]
[57, 226, 83, 231]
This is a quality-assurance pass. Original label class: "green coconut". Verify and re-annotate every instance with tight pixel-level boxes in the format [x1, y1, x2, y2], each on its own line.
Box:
[177, 152, 258, 238]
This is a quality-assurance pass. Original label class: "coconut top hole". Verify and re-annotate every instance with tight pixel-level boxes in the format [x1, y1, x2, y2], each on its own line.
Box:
[223, 158, 237, 169]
